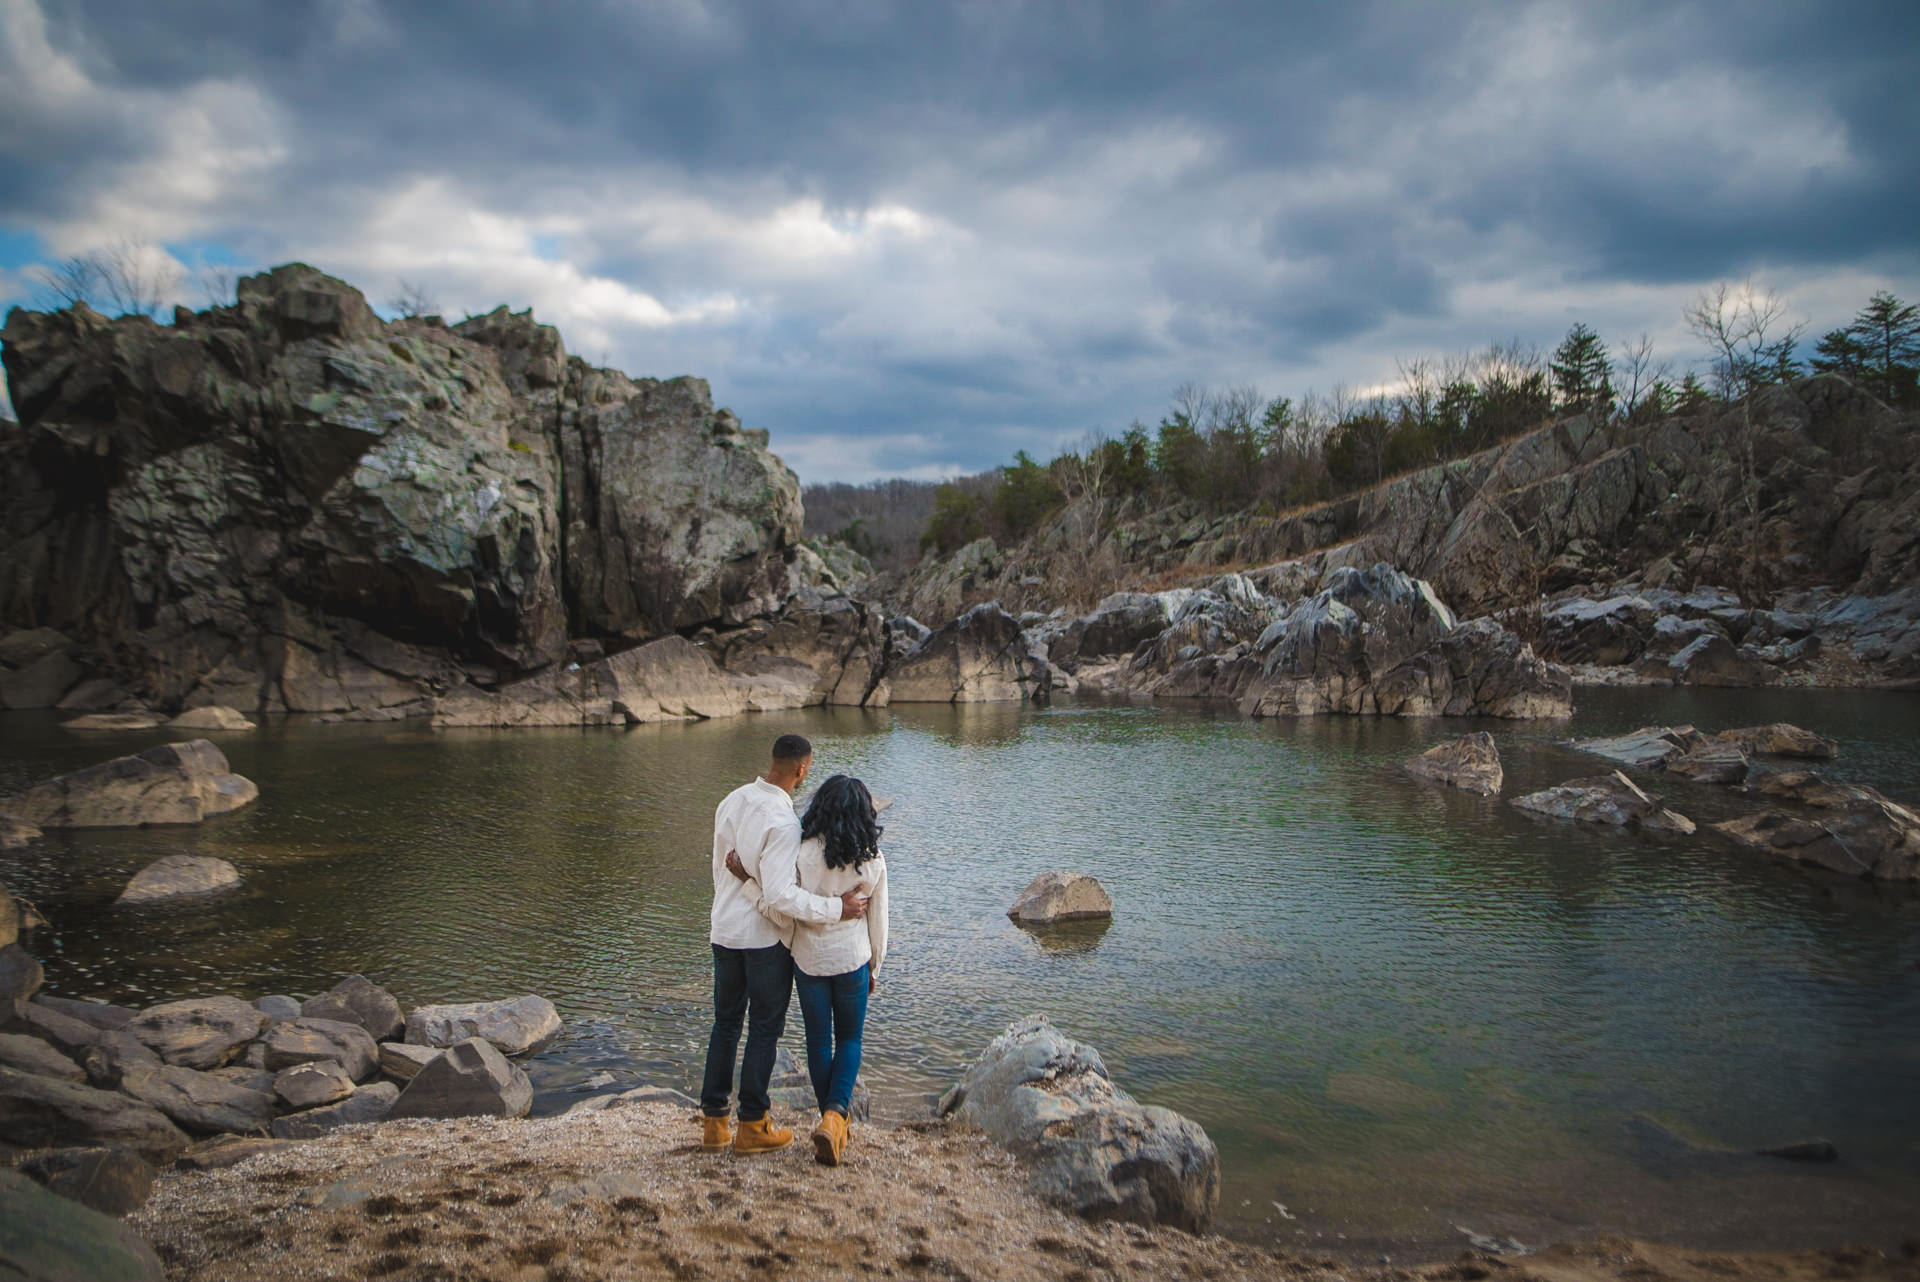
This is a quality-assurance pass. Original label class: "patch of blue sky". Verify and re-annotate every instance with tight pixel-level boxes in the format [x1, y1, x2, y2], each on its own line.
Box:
[0, 227, 45, 275]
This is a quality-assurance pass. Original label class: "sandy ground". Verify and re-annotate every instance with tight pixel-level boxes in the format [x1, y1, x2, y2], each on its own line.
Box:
[129, 1104, 1920, 1282]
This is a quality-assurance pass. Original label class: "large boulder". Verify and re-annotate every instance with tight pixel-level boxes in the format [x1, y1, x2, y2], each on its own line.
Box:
[0, 1168, 165, 1280]
[260, 1017, 379, 1080]
[386, 1036, 532, 1120]
[114, 855, 241, 906]
[1403, 732, 1504, 795]
[939, 1016, 1218, 1232]
[8, 1003, 98, 1059]
[115, 1062, 276, 1134]
[299, 975, 404, 1042]
[377, 1042, 441, 1082]
[887, 602, 1051, 704]
[1007, 872, 1114, 925]
[127, 996, 266, 1070]
[1511, 771, 1695, 834]
[4, 741, 257, 828]
[267, 1080, 398, 1138]
[272, 1061, 356, 1111]
[431, 634, 751, 727]
[0, 1066, 190, 1163]
[16, 1145, 155, 1217]
[404, 995, 560, 1056]
[76, 1031, 160, 1092]
[32, 997, 137, 1032]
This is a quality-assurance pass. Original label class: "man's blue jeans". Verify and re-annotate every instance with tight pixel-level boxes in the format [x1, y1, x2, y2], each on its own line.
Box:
[700, 942, 793, 1121]
[794, 962, 869, 1117]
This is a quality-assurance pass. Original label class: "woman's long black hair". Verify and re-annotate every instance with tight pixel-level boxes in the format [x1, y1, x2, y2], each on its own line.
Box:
[800, 774, 883, 872]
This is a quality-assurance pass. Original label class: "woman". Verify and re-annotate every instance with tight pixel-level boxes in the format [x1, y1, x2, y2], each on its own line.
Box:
[789, 773, 888, 1166]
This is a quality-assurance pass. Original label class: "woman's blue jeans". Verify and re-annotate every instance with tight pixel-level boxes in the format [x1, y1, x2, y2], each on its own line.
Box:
[794, 962, 868, 1116]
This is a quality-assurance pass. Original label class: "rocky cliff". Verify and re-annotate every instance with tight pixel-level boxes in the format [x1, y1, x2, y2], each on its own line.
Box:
[0, 265, 803, 714]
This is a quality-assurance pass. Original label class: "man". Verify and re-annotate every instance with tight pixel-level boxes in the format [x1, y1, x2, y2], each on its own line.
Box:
[700, 733, 869, 1154]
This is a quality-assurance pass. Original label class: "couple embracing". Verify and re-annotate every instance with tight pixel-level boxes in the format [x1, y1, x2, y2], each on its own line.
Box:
[700, 733, 889, 1165]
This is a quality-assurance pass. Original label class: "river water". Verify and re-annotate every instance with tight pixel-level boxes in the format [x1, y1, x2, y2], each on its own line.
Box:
[3, 688, 1917, 1259]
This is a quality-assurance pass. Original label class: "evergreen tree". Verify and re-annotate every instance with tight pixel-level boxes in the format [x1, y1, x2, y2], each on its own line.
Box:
[1841, 291, 1918, 404]
[1550, 323, 1614, 417]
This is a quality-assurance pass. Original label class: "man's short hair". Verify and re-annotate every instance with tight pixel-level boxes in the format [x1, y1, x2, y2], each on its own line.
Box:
[771, 733, 813, 764]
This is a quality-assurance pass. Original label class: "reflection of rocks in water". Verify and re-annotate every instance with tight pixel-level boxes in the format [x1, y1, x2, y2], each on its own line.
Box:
[1013, 915, 1111, 955]
[889, 700, 1027, 747]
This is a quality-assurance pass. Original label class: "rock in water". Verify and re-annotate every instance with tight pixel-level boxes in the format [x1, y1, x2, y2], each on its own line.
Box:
[1664, 742, 1750, 785]
[1403, 733, 1503, 795]
[268, 1081, 399, 1139]
[300, 975, 404, 1042]
[0, 1168, 165, 1279]
[0, 1066, 190, 1163]
[1511, 771, 1695, 834]
[1712, 777, 1920, 881]
[404, 995, 561, 1056]
[17, 1145, 155, 1216]
[386, 1037, 532, 1120]
[0, 814, 41, 849]
[1569, 725, 1707, 769]
[1007, 872, 1114, 925]
[4, 740, 257, 828]
[377, 1042, 441, 1082]
[115, 1063, 276, 1134]
[167, 706, 257, 732]
[273, 1061, 355, 1111]
[127, 996, 266, 1070]
[0, 1033, 84, 1082]
[261, 1018, 379, 1081]
[939, 1015, 1218, 1232]
[60, 711, 163, 731]
[1715, 723, 1840, 759]
[114, 855, 241, 906]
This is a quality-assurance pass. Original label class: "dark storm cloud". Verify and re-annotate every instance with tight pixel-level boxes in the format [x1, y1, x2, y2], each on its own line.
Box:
[4, 0, 1917, 477]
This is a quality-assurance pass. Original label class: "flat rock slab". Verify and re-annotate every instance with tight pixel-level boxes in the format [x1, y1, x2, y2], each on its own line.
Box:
[0, 1065, 190, 1164]
[0, 1168, 164, 1280]
[168, 706, 257, 731]
[32, 996, 137, 1031]
[405, 995, 561, 1056]
[1664, 744, 1749, 785]
[114, 855, 241, 906]
[1008, 872, 1113, 924]
[377, 1042, 441, 1082]
[269, 1081, 398, 1139]
[1511, 771, 1695, 834]
[261, 1018, 379, 1081]
[129, 996, 267, 1070]
[5, 740, 258, 828]
[18, 1144, 156, 1216]
[1569, 725, 1705, 769]
[301, 975, 403, 1042]
[1715, 723, 1840, 759]
[387, 1037, 531, 1120]
[1403, 732, 1503, 795]
[61, 711, 164, 731]
[1712, 784, 1920, 882]
[0, 1032, 84, 1081]
[11, 1001, 98, 1058]
[117, 1062, 276, 1135]
[274, 1061, 355, 1111]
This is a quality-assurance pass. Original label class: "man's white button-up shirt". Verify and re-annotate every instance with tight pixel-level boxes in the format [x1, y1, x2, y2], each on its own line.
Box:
[709, 777, 842, 950]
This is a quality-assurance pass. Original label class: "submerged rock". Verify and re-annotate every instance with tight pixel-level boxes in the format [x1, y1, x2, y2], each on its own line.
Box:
[114, 855, 242, 906]
[1007, 872, 1115, 925]
[168, 706, 257, 732]
[60, 711, 164, 731]
[1403, 732, 1504, 795]
[940, 1015, 1219, 1232]
[1511, 771, 1695, 834]
[5, 740, 257, 828]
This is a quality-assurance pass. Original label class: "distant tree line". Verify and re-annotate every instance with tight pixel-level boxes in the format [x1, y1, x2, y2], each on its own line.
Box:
[919, 286, 1919, 559]
[801, 477, 951, 573]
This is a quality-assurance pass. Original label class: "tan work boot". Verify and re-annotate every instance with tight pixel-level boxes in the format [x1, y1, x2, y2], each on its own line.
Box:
[811, 1109, 848, 1166]
[701, 1114, 731, 1152]
[733, 1115, 794, 1155]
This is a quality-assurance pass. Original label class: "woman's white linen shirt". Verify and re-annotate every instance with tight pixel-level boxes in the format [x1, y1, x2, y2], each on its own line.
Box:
[789, 837, 888, 979]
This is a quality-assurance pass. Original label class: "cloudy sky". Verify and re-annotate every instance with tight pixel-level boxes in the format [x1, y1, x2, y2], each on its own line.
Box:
[3, 1, 1916, 482]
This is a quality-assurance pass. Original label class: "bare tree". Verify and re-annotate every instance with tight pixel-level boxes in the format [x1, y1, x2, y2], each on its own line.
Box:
[1684, 280, 1806, 602]
[32, 239, 180, 318]
[197, 263, 240, 309]
[388, 279, 441, 318]
[1616, 333, 1672, 428]
[32, 255, 100, 310]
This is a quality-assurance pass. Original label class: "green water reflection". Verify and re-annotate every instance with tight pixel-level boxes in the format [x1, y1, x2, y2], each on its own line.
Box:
[2, 687, 1917, 1259]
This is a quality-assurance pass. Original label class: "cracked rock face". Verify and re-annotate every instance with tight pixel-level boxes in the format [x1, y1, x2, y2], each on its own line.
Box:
[0, 264, 802, 713]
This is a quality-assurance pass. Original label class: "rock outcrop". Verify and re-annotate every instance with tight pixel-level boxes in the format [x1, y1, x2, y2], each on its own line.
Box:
[1007, 872, 1114, 924]
[0, 265, 806, 715]
[888, 602, 1052, 704]
[939, 1016, 1218, 1232]
[3, 741, 256, 828]
[1404, 732, 1504, 795]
